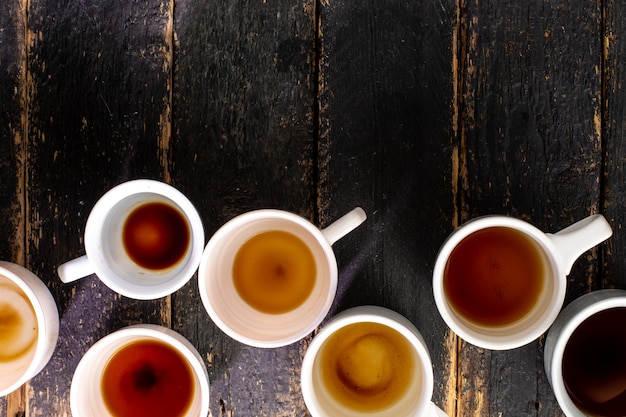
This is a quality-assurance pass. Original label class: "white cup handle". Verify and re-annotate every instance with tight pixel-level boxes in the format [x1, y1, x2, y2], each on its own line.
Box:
[321, 207, 367, 245]
[547, 214, 612, 275]
[426, 401, 450, 417]
[57, 255, 94, 283]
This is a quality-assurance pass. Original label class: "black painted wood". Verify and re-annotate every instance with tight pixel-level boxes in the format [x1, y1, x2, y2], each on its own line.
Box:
[603, 0, 626, 291]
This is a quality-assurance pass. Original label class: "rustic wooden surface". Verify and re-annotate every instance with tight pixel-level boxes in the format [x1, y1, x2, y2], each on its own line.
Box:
[0, 0, 624, 416]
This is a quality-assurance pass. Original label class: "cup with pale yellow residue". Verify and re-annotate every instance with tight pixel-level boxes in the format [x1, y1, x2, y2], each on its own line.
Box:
[301, 306, 449, 417]
[0, 261, 59, 397]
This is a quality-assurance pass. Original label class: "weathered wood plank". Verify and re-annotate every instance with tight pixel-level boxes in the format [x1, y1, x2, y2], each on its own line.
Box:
[171, 0, 317, 414]
[0, 0, 26, 292]
[318, 0, 457, 415]
[0, 0, 27, 415]
[602, 1, 626, 290]
[457, 1, 602, 416]
[24, 0, 173, 414]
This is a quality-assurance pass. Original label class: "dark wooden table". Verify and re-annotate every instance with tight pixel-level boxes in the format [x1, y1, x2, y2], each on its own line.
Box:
[1, 0, 624, 416]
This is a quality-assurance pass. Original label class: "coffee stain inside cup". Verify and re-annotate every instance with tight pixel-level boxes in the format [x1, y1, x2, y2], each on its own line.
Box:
[562, 307, 626, 416]
[319, 322, 415, 412]
[232, 230, 316, 314]
[0, 278, 38, 363]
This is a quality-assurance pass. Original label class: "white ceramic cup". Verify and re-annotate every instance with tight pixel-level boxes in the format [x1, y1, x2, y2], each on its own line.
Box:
[57, 179, 205, 300]
[433, 214, 612, 350]
[544, 289, 626, 417]
[301, 306, 449, 417]
[70, 324, 210, 417]
[0, 261, 59, 397]
[198, 207, 366, 348]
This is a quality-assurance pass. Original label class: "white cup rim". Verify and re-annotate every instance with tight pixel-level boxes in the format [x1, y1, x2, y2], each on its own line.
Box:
[432, 215, 567, 350]
[70, 324, 210, 417]
[198, 209, 338, 348]
[301, 306, 434, 417]
[546, 289, 626, 416]
[0, 262, 59, 397]
[84, 179, 205, 299]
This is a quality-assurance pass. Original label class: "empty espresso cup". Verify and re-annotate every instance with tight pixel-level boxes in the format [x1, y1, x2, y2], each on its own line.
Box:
[301, 306, 449, 417]
[70, 324, 209, 417]
[0, 261, 59, 397]
[198, 207, 366, 348]
[57, 179, 205, 300]
[544, 289, 626, 417]
[433, 214, 612, 350]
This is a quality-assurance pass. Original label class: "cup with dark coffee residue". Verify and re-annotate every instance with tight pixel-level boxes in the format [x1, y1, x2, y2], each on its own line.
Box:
[57, 179, 205, 300]
[70, 324, 209, 417]
[544, 289, 626, 417]
[432, 214, 612, 350]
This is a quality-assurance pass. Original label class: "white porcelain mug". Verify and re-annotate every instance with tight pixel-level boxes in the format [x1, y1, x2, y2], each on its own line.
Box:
[433, 214, 612, 350]
[544, 289, 626, 417]
[70, 324, 210, 417]
[301, 306, 449, 417]
[198, 207, 366, 348]
[0, 261, 59, 397]
[57, 179, 205, 300]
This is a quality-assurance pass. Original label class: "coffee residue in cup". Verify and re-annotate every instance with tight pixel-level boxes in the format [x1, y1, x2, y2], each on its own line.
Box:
[0, 278, 38, 363]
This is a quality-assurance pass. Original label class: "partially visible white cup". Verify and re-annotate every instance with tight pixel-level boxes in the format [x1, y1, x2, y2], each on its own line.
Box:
[544, 289, 626, 417]
[301, 306, 449, 417]
[70, 324, 210, 417]
[198, 207, 366, 348]
[57, 179, 205, 300]
[0, 261, 59, 397]
[433, 214, 612, 350]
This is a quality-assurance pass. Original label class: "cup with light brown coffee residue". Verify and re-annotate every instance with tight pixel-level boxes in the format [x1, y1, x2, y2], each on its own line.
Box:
[199, 207, 367, 348]
[301, 306, 449, 417]
[0, 261, 59, 397]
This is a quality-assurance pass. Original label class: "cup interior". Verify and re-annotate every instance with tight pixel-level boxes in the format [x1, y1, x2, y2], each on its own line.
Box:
[433, 217, 564, 350]
[545, 290, 626, 417]
[0, 263, 59, 397]
[199, 210, 337, 347]
[70, 325, 209, 417]
[301, 306, 433, 417]
[85, 181, 204, 299]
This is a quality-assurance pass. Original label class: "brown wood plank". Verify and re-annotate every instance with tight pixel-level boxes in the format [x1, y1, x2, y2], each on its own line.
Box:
[602, 1, 626, 290]
[457, 1, 603, 416]
[318, 0, 458, 415]
[171, 0, 317, 414]
[24, 0, 173, 414]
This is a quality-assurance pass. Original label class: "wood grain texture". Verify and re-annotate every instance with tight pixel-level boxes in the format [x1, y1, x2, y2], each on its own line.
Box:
[457, 1, 603, 416]
[1, 0, 625, 415]
[0, 1, 27, 416]
[0, 0, 26, 266]
[22, 0, 173, 414]
[318, 0, 457, 415]
[171, 0, 316, 414]
[602, 0, 626, 290]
